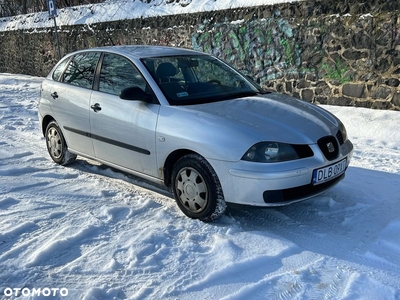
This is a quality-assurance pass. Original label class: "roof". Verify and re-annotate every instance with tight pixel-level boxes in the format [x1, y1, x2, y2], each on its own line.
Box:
[72, 45, 207, 58]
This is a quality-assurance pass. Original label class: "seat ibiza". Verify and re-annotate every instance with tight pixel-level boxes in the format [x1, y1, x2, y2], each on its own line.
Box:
[38, 45, 354, 221]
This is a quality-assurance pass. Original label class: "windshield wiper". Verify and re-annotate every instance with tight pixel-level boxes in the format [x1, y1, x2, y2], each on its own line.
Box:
[219, 91, 259, 101]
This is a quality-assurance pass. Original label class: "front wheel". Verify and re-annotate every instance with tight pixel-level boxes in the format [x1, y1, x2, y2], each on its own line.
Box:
[171, 154, 226, 222]
[45, 121, 77, 166]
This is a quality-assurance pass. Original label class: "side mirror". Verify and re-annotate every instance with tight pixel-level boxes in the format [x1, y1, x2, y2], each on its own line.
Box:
[119, 86, 152, 102]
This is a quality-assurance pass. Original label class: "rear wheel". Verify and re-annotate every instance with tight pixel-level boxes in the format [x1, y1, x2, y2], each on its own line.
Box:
[171, 154, 226, 222]
[45, 121, 77, 165]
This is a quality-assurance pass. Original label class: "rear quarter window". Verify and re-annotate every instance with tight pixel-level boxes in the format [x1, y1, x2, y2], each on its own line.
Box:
[52, 57, 69, 81]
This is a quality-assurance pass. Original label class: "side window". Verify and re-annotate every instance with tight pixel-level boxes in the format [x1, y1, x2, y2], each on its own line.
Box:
[52, 57, 69, 81]
[99, 54, 147, 96]
[63, 52, 100, 89]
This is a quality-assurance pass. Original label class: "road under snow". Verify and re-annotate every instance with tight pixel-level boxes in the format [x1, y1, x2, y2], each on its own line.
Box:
[0, 73, 400, 299]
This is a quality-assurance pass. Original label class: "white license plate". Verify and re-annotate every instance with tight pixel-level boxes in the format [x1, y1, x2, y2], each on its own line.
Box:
[312, 158, 347, 185]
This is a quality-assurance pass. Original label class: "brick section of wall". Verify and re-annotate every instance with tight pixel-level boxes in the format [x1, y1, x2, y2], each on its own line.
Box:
[0, 0, 399, 109]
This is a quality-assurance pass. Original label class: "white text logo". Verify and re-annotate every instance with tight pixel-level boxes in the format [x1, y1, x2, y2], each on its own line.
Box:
[4, 287, 68, 297]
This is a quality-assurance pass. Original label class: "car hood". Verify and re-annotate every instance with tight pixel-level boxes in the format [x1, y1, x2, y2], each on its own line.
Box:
[178, 93, 340, 145]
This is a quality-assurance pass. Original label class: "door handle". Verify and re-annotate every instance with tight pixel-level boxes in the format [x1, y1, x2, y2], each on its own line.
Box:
[91, 103, 102, 112]
[51, 92, 58, 99]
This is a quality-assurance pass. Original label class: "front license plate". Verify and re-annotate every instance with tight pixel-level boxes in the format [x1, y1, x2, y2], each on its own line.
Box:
[312, 158, 347, 185]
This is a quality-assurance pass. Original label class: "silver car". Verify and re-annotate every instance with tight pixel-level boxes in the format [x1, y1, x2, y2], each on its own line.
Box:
[38, 45, 354, 221]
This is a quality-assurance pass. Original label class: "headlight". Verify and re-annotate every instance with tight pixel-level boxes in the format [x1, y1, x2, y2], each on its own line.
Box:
[242, 142, 300, 163]
[340, 123, 348, 142]
[337, 122, 348, 145]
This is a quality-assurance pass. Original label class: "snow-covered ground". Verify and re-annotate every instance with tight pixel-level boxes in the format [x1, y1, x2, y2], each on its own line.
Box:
[1, 73, 400, 299]
[0, 0, 302, 32]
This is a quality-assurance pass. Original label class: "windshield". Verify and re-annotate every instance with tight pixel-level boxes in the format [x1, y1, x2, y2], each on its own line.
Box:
[141, 55, 265, 105]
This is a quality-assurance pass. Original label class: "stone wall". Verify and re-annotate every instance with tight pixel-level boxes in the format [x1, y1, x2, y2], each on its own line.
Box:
[0, 0, 399, 109]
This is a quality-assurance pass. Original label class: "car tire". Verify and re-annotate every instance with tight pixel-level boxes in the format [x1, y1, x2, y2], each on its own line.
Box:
[45, 121, 77, 166]
[171, 154, 226, 222]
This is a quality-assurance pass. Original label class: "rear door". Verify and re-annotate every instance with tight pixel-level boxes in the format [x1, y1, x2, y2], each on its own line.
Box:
[50, 52, 101, 156]
[89, 53, 160, 177]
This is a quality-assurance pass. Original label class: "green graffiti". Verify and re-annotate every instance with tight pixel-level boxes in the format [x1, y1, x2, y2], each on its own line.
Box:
[229, 31, 245, 62]
[213, 32, 223, 47]
[265, 29, 272, 45]
[239, 25, 247, 35]
[279, 38, 293, 65]
[191, 13, 303, 84]
[254, 28, 265, 44]
[321, 58, 352, 84]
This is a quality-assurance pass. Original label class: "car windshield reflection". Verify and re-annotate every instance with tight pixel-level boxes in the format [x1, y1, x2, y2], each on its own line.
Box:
[141, 55, 264, 105]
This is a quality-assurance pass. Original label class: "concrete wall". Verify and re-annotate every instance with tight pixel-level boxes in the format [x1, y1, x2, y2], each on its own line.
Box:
[1, 0, 399, 109]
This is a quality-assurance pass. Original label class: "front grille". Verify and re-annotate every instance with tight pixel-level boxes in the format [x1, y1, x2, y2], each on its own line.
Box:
[317, 136, 339, 161]
[292, 144, 314, 159]
[336, 130, 344, 145]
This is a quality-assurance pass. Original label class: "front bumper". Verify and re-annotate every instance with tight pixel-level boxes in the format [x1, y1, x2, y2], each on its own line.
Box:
[261, 173, 345, 205]
[209, 139, 353, 207]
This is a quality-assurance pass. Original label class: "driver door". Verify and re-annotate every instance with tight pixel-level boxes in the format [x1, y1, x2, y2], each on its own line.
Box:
[89, 53, 159, 177]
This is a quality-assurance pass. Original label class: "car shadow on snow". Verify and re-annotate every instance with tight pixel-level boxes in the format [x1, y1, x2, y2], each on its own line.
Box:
[224, 166, 400, 273]
[71, 157, 173, 199]
[70, 158, 400, 239]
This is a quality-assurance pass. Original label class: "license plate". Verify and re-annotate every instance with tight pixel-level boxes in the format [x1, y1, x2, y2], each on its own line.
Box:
[312, 158, 347, 185]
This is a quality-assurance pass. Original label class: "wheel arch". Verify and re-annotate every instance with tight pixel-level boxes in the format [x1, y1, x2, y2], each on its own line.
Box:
[41, 115, 56, 136]
[163, 149, 197, 187]
[169, 151, 227, 221]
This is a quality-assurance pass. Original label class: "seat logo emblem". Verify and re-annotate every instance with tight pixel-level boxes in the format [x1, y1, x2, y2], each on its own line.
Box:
[327, 142, 335, 153]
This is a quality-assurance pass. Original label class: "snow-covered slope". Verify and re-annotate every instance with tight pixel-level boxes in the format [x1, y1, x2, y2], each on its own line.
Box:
[1, 73, 400, 299]
[0, 0, 302, 31]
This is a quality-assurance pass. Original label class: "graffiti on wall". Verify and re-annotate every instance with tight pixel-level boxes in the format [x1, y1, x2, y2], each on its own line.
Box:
[191, 11, 301, 85]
